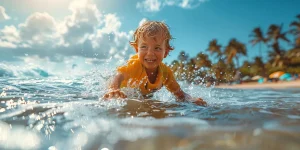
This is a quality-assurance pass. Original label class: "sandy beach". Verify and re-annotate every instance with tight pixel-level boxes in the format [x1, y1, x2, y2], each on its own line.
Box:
[215, 80, 300, 89]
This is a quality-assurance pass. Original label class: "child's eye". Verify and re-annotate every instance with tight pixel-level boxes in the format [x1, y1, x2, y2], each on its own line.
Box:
[155, 47, 161, 51]
[140, 46, 147, 49]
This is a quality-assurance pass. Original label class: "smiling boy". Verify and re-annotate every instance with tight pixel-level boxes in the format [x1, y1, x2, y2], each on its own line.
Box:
[103, 21, 206, 106]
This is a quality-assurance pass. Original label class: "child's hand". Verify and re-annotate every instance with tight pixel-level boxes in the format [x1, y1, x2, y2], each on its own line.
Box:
[190, 97, 207, 106]
[103, 89, 127, 99]
[175, 90, 207, 106]
[182, 93, 207, 106]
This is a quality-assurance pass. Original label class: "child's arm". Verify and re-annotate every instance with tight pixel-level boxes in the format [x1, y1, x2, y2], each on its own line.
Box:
[173, 89, 207, 106]
[163, 66, 207, 106]
[103, 73, 127, 99]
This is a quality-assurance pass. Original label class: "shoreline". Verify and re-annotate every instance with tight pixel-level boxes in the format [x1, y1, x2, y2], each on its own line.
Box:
[214, 80, 300, 89]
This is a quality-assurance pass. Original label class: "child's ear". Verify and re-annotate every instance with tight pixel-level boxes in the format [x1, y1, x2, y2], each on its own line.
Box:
[164, 50, 169, 58]
[130, 42, 138, 53]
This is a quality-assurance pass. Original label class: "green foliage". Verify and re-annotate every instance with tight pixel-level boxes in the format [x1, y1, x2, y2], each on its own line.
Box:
[286, 67, 300, 74]
[169, 14, 300, 84]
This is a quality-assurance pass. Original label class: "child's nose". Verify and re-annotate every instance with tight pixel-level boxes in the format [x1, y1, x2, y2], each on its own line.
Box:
[146, 48, 155, 55]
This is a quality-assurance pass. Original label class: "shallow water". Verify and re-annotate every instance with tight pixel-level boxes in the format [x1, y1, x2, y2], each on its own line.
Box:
[0, 77, 300, 150]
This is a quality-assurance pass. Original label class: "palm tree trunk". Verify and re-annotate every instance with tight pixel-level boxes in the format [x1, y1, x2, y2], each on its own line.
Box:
[272, 43, 281, 55]
[259, 43, 262, 58]
[259, 43, 267, 77]
[235, 56, 240, 69]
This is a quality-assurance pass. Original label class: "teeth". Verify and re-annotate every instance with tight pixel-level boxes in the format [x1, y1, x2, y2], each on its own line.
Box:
[146, 59, 155, 62]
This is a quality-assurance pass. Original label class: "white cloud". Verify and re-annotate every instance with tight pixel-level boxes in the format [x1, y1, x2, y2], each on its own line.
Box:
[62, 0, 103, 45]
[0, 25, 20, 45]
[101, 14, 121, 33]
[19, 12, 58, 46]
[0, 26, 19, 48]
[0, 0, 135, 66]
[137, 0, 162, 12]
[137, 0, 208, 12]
[0, 6, 10, 21]
[177, 0, 207, 9]
[0, 39, 17, 48]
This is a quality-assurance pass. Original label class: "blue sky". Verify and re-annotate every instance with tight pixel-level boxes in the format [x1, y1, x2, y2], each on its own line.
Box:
[0, 0, 299, 77]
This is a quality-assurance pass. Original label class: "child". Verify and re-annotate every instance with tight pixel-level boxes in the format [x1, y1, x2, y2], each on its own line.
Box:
[103, 21, 206, 106]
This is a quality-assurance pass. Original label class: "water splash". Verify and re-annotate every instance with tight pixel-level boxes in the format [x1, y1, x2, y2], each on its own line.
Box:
[0, 74, 300, 149]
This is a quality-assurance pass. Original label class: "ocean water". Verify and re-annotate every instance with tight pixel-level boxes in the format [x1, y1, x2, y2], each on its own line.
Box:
[0, 76, 300, 150]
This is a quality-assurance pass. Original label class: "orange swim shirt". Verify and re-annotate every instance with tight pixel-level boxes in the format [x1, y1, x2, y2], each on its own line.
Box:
[117, 54, 180, 96]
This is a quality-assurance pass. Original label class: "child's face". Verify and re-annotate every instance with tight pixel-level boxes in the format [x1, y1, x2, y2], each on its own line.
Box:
[137, 35, 166, 72]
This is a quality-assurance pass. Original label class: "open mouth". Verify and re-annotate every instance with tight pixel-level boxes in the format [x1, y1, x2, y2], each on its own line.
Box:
[145, 59, 156, 63]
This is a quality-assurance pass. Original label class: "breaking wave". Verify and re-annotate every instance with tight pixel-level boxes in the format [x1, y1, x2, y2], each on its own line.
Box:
[0, 64, 51, 78]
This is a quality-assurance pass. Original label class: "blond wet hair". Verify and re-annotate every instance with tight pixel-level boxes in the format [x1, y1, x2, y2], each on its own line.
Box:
[130, 21, 174, 58]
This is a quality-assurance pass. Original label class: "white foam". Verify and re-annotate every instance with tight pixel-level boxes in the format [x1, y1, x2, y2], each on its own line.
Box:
[0, 121, 40, 149]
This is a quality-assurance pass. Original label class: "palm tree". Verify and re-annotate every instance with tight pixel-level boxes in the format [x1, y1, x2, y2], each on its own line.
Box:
[211, 59, 235, 83]
[270, 42, 284, 56]
[206, 39, 223, 60]
[224, 38, 247, 69]
[178, 51, 189, 64]
[176, 51, 189, 80]
[239, 61, 252, 76]
[267, 24, 290, 55]
[268, 50, 287, 68]
[249, 27, 268, 58]
[206, 39, 224, 83]
[249, 27, 268, 76]
[286, 47, 300, 70]
[170, 60, 180, 72]
[210, 59, 226, 83]
[290, 14, 300, 48]
[186, 59, 197, 82]
[253, 56, 266, 76]
[194, 53, 212, 69]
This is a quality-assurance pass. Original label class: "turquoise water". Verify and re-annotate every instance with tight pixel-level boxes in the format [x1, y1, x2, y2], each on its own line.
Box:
[0, 77, 300, 150]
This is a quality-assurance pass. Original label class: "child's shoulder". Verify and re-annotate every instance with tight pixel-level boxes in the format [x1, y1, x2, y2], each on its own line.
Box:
[159, 63, 173, 77]
[160, 62, 172, 71]
[117, 54, 142, 73]
[119, 54, 140, 67]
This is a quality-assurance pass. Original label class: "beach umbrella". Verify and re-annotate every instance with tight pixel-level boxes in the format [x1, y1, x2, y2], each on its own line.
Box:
[269, 71, 285, 79]
[242, 76, 250, 81]
[258, 78, 264, 83]
[279, 73, 292, 80]
[251, 75, 262, 80]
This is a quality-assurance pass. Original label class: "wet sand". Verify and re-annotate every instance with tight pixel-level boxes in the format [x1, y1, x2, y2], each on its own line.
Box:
[215, 80, 300, 89]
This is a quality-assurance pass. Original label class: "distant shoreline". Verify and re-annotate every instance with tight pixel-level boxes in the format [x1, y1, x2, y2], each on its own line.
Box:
[214, 80, 300, 89]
